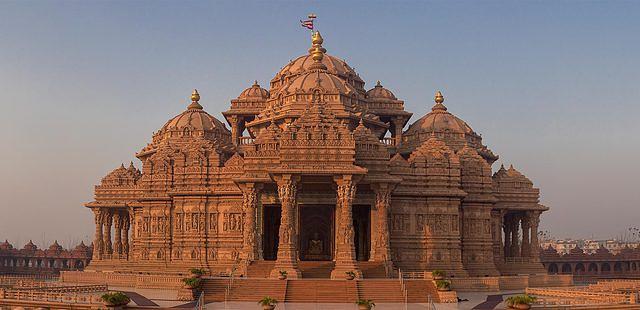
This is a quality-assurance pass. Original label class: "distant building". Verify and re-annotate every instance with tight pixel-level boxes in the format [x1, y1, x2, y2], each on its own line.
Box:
[541, 239, 640, 255]
[0, 240, 92, 275]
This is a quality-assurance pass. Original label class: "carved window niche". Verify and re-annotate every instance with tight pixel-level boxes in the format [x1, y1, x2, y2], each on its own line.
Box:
[174, 214, 184, 232]
[416, 214, 426, 232]
[391, 214, 410, 233]
[209, 213, 218, 232]
[223, 213, 243, 232]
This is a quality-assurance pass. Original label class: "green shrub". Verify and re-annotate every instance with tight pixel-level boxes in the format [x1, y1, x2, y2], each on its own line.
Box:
[346, 271, 356, 277]
[258, 296, 278, 306]
[356, 299, 376, 307]
[435, 279, 450, 290]
[432, 270, 446, 278]
[189, 268, 206, 275]
[506, 294, 537, 305]
[279, 270, 287, 276]
[101, 292, 130, 305]
[182, 277, 202, 288]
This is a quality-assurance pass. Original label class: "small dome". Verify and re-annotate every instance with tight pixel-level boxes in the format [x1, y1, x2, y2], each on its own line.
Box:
[279, 69, 358, 96]
[101, 162, 141, 187]
[274, 54, 363, 84]
[568, 246, 584, 256]
[23, 240, 37, 251]
[0, 240, 13, 250]
[366, 81, 397, 100]
[493, 164, 534, 187]
[152, 90, 231, 144]
[238, 81, 269, 100]
[404, 92, 475, 137]
[48, 240, 63, 252]
[73, 241, 91, 254]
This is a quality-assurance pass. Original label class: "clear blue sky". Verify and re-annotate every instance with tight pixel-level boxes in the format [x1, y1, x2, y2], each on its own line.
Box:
[1, 1, 639, 248]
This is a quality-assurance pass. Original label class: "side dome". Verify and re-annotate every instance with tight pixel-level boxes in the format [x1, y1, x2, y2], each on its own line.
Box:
[238, 81, 269, 100]
[23, 240, 37, 252]
[367, 81, 397, 100]
[144, 90, 232, 151]
[401, 91, 497, 164]
[492, 164, 534, 188]
[100, 162, 141, 187]
[0, 240, 13, 250]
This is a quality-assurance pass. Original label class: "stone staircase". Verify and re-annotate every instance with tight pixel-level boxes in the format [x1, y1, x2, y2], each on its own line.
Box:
[284, 279, 358, 303]
[358, 261, 394, 278]
[202, 277, 438, 304]
[405, 279, 440, 302]
[299, 261, 335, 278]
[356, 280, 404, 303]
[201, 278, 286, 303]
[246, 260, 275, 278]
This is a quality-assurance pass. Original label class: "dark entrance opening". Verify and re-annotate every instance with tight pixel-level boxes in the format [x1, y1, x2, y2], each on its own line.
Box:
[299, 205, 334, 261]
[262, 205, 281, 261]
[353, 205, 371, 261]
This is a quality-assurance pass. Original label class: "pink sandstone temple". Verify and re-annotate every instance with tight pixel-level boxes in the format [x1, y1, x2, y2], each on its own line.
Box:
[85, 31, 548, 279]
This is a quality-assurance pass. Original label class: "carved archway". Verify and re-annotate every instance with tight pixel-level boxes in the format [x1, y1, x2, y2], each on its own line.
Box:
[548, 263, 558, 274]
[588, 262, 598, 274]
[575, 263, 585, 274]
[561, 263, 572, 274]
[601, 262, 611, 273]
[614, 262, 623, 273]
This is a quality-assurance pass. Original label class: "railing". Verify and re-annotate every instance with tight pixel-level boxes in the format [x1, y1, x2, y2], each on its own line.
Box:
[526, 287, 630, 305]
[398, 269, 408, 310]
[194, 291, 205, 310]
[0, 288, 106, 304]
[238, 136, 255, 145]
[505, 257, 533, 263]
[11, 284, 107, 293]
[380, 137, 396, 146]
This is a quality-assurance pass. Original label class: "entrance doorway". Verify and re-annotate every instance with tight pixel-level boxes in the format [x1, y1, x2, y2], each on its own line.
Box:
[353, 205, 371, 261]
[262, 205, 281, 261]
[299, 205, 334, 261]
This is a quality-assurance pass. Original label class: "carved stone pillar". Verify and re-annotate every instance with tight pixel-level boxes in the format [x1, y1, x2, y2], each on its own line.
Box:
[392, 117, 404, 147]
[370, 183, 393, 263]
[510, 216, 520, 258]
[241, 183, 262, 262]
[93, 208, 104, 260]
[521, 216, 531, 259]
[122, 212, 130, 258]
[503, 216, 511, 258]
[231, 115, 239, 146]
[270, 175, 301, 278]
[331, 175, 362, 279]
[128, 208, 135, 256]
[113, 212, 122, 256]
[529, 211, 541, 262]
[491, 210, 504, 264]
[103, 209, 113, 256]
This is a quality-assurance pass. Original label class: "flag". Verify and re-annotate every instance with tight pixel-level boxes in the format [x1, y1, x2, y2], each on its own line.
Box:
[300, 19, 314, 30]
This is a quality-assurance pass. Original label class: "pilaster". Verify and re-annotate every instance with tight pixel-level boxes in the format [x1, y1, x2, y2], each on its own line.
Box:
[270, 175, 301, 278]
[331, 175, 362, 279]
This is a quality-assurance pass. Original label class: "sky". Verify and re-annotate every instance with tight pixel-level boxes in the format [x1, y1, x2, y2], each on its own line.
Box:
[0, 1, 639, 249]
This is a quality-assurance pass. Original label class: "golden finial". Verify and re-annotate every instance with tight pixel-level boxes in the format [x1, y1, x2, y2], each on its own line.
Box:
[434, 91, 444, 104]
[308, 31, 327, 70]
[188, 89, 203, 110]
[376, 80, 382, 87]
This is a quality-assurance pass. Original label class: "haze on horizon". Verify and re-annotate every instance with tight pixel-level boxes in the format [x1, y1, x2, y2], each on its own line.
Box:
[1, 1, 638, 249]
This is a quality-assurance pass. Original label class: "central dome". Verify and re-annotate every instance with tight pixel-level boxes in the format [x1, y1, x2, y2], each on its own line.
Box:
[270, 33, 365, 94]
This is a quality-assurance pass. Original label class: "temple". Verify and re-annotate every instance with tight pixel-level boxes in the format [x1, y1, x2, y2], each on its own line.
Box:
[84, 31, 548, 278]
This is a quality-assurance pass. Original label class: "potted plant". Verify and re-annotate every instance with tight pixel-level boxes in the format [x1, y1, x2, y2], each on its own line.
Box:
[278, 270, 287, 280]
[345, 271, 356, 280]
[506, 294, 537, 310]
[432, 269, 446, 280]
[435, 279, 451, 291]
[258, 296, 278, 310]
[182, 277, 202, 289]
[101, 292, 131, 307]
[189, 268, 206, 278]
[356, 299, 375, 310]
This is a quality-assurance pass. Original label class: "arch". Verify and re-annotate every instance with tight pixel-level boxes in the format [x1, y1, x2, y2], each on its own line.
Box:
[601, 262, 611, 273]
[561, 263, 572, 274]
[588, 262, 598, 274]
[614, 262, 623, 273]
[575, 263, 585, 274]
[632, 262, 637, 271]
[548, 263, 558, 274]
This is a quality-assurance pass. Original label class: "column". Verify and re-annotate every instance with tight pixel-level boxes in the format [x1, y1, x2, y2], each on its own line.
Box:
[491, 210, 505, 264]
[113, 211, 122, 257]
[122, 212, 130, 258]
[331, 175, 362, 279]
[503, 215, 511, 258]
[510, 216, 520, 258]
[370, 183, 393, 263]
[529, 211, 541, 262]
[270, 175, 301, 278]
[521, 215, 531, 259]
[93, 208, 104, 260]
[231, 115, 239, 146]
[128, 208, 135, 257]
[103, 209, 113, 256]
[241, 183, 262, 262]
[392, 117, 404, 147]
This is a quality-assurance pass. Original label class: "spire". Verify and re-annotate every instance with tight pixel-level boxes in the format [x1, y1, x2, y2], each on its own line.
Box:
[308, 31, 327, 70]
[375, 80, 382, 87]
[188, 89, 203, 110]
[432, 90, 447, 112]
